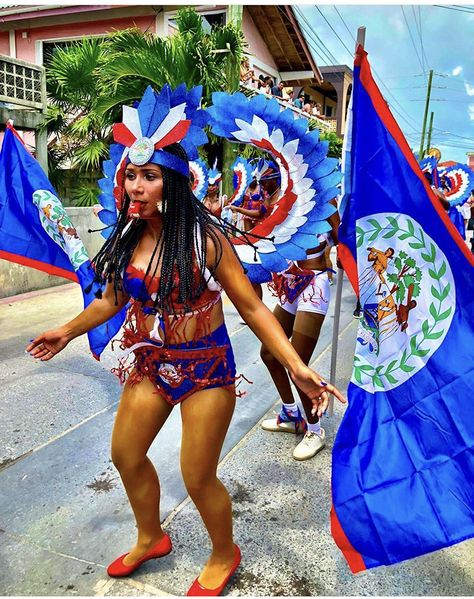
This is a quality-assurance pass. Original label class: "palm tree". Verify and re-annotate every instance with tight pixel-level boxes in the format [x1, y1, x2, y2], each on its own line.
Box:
[43, 7, 246, 205]
[40, 37, 114, 205]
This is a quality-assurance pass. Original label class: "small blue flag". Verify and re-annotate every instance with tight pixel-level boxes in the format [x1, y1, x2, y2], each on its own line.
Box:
[0, 124, 125, 358]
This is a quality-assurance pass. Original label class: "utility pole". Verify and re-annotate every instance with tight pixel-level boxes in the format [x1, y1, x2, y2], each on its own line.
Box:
[426, 111, 434, 154]
[328, 24, 366, 417]
[222, 5, 243, 199]
[419, 69, 434, 159]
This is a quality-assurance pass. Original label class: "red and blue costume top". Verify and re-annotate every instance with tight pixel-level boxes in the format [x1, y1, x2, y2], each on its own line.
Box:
[112, 262, 236, 405]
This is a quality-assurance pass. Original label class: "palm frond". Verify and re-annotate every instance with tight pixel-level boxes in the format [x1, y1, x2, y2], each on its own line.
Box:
[72, 139, 109, 171]
[71, 184, 100, 207]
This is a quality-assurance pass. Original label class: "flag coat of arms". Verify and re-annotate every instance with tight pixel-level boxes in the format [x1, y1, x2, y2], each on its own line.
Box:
[334, 46, 474, 573]
[0, 124, 125, 357]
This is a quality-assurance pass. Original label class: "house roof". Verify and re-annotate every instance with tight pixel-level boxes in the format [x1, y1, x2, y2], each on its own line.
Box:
[246, 5, 323, 86]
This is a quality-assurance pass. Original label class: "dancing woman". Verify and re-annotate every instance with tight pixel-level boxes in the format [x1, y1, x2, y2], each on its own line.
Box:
[261, 205, 341, 461]
[26, 87, 344, 596]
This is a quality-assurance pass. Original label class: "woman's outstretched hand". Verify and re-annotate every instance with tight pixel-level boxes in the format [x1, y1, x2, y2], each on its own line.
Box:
[290, 365, 346, 418]
[26, 327, 71, 361]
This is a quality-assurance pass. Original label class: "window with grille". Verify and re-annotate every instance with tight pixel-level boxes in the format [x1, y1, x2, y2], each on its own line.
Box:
[0, 57, 43, 107]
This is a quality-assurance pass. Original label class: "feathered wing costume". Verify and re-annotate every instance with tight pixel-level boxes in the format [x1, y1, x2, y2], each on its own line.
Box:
[206, 92, 342, 283]
[229, 157, 254, 207]
[437, 163, 473, 207]
[189, 158, 209, 202]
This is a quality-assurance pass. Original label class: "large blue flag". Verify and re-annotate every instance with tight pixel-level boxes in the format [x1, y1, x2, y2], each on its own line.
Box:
[333, 47, 474, 573]
[0, 123, 125, 358]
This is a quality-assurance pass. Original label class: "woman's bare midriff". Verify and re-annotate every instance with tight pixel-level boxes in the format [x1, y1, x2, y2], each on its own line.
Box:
[296, 241, 328, 271]
[140, 298, 225, 344]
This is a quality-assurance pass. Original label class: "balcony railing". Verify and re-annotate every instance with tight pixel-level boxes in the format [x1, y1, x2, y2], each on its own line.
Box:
[0, 54, 46, 111]
[239, 83, 336, 134]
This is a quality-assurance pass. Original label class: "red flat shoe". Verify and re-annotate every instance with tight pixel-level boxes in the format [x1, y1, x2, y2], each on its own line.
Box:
[107, 534, 172, 578]
[186, 545, 241, 596]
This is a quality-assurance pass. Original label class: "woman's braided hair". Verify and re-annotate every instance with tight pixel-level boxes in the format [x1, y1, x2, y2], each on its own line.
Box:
[92, 143, 254, 316]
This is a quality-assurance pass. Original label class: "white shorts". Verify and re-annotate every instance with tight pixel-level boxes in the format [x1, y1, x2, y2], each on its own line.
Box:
[280, 270, 331, 316]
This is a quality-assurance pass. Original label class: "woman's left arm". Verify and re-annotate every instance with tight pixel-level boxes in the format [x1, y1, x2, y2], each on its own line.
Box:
[212, 234, 346, 415]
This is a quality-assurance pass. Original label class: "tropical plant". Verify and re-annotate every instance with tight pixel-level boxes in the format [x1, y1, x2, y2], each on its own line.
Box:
[40, 37, 114, 205]
[42, 7, 247, 205]
[319, 131, 343, 159]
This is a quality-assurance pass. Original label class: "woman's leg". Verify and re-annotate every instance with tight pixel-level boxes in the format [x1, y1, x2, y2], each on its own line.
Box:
[180, 386, 236, 588]
[260, 304, 295, 403]
[290, 310, 326, 423]
[111, 377, 173, 565]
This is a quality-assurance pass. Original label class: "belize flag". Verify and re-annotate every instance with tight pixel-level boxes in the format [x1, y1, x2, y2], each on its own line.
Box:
[333, 46, 474, 572]
[0, 123, 125, 358]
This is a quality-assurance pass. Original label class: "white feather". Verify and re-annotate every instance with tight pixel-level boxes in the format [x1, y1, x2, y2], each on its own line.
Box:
[250, 115, 270, 141]
[268, 128, 284, 153]
[122, 106, 142, 139]
[150, 102, 187, 145]
[292, 177, 313, 196]
[281, 139, 299, 163]
[235, 244, 263, 264]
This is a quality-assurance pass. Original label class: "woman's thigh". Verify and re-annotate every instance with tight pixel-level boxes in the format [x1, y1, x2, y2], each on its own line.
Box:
[272, 304, 296, 338]
[111, 376, 174, 465]
[180, 386, 236, 483]
[291, 311, 326, 364]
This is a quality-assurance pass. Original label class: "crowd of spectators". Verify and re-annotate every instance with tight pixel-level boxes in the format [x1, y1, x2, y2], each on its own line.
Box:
[240, 58, 329, 120]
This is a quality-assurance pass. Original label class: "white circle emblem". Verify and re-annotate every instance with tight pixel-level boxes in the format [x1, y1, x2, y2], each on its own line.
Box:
[353, 213, 455, 392]
[129, 137, 155, 166]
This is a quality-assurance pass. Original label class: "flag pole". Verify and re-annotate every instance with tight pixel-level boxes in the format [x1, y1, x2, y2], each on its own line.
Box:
[327, 26, 365, 417]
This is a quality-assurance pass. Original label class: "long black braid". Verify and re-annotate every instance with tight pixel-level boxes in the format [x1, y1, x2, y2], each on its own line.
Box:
[92, 143, 265, 315]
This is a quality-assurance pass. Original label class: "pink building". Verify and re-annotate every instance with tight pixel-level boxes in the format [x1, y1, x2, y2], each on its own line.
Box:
[0, 5, 349, 134]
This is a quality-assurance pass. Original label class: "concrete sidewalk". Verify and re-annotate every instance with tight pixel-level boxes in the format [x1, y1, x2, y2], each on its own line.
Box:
[0, 279, 472, 597]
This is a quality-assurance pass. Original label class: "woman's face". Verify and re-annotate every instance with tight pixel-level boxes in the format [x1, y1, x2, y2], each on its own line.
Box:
[124, 163, 164, 218]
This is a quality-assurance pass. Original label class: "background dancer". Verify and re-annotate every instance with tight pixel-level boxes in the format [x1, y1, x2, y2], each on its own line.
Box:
[229, 179, 266, 233]
[261, 206, 340, 461]
[26, 87, 344, 596]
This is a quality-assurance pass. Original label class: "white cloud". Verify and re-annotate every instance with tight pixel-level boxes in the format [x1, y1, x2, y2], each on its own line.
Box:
[469, 105, 474, 121]
[388, 15, 404, 34]
[452, 66, 463, 76]
[465, 83, 474, 96]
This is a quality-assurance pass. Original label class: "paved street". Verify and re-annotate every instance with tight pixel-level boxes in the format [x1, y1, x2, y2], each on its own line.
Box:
[0, 274, 472, 596]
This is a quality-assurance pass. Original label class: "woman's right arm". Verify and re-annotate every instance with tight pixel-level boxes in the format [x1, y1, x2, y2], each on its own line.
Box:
[26, 276, 130, 361]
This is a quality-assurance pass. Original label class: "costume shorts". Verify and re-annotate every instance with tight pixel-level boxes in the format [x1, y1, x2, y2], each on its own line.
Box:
[133, 323, 236, 405]
[280, 270, 330, 316]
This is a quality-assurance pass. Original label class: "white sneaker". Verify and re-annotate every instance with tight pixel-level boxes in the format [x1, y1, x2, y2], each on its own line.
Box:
[261, 405, 307, 434]
[292, 429, 326, 461]
[261, 416, 298, 434]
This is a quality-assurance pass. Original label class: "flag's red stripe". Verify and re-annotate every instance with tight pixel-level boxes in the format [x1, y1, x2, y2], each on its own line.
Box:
[338, 242, 359, 296]
[0, 250, 78, 282]
[355, 46, 474, 267]
[330, 504, 367, 574]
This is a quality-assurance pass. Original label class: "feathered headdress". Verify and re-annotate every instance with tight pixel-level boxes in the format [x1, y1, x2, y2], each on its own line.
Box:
[96, 84, 208, 237]
[230, 157, 254, 207]
[438, 163, 474, 207]
[207, 159, 222, 186]
[251, 158, 269, 183]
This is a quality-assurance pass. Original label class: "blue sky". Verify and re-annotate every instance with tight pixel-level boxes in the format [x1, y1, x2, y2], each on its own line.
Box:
[294, 4, 474, 164]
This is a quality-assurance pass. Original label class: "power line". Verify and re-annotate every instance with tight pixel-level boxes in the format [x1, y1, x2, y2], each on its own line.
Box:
[413, 6, 429, 73]
[297, 5, 420, 132]
[314, 5, 354, 59]
[293, 7, 340, 65]
[433, 4, 474, 13]
[296, 15, 339, 66]
[400, 5, 425, 77]
[317, 5, 420, 130]
[332, 5, 356, 43]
